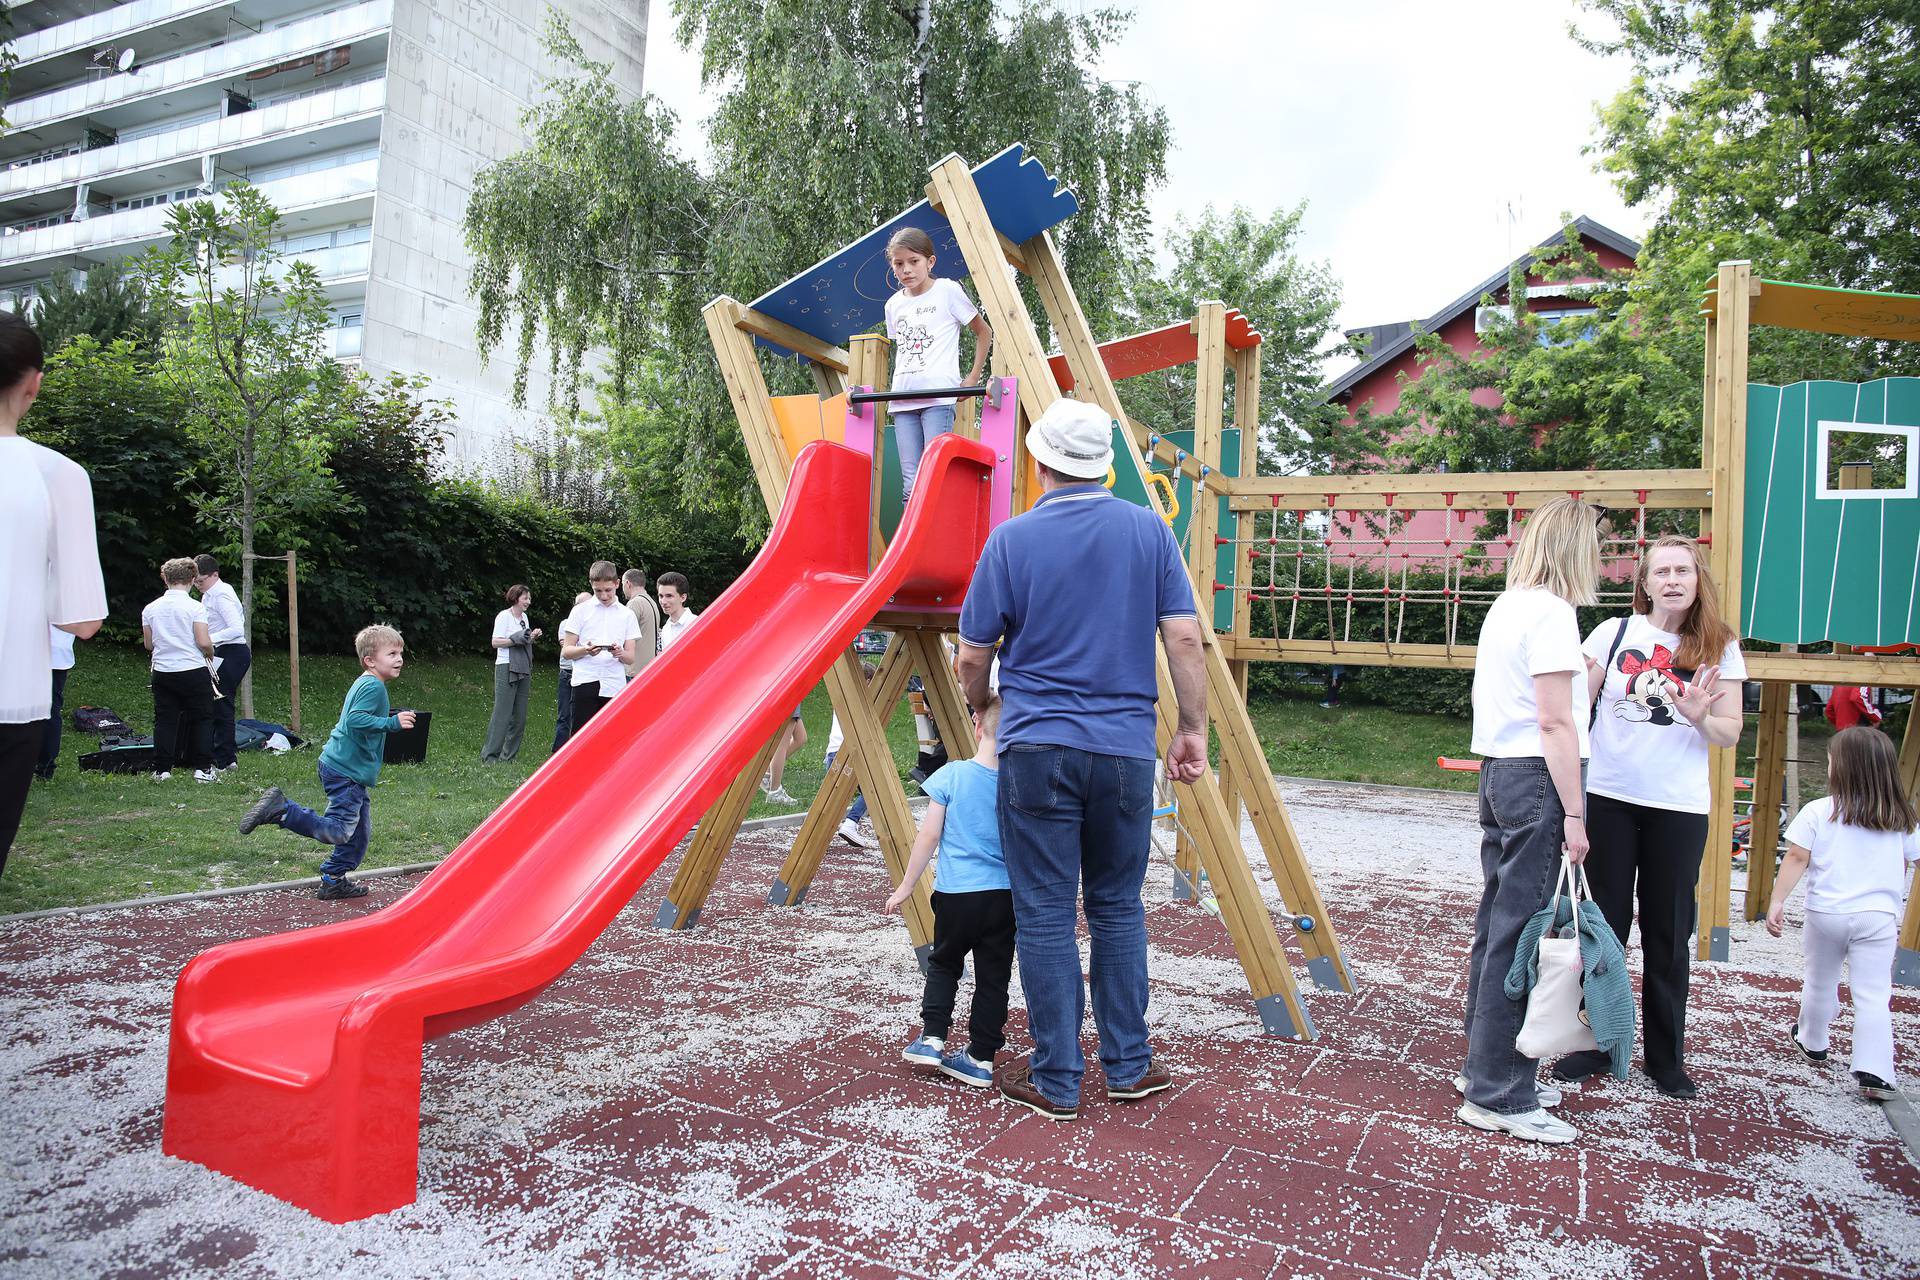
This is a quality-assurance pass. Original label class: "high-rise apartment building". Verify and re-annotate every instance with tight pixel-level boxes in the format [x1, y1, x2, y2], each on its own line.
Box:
[0, 0, 645, 463]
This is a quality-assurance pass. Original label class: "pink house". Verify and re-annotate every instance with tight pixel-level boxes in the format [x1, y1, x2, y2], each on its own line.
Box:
[1320, 217, 1641, 574]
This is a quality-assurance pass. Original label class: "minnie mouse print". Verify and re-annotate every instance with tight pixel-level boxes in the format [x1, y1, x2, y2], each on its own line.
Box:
[1614, 645, 1693, 726]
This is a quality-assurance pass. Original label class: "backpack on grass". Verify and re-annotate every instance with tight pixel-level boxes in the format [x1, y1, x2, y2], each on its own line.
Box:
[71, 705, 130, 734]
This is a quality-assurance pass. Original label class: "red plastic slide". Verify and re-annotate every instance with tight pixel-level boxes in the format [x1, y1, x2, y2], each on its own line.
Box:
[162, 433, 997, 1222]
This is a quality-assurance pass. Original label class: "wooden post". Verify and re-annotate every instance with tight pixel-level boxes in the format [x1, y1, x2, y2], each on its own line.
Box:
[1743, 682, 1789, 921]
[849, 332, 891, 567]
[1698, 261, 1752, 963]
[655, 730, 781, 930]
[1897, 711, 1920, 986]
[1837, 461, 1875, 491]
[285, 550, 300, 736]
[1189, 302, 1227, 608]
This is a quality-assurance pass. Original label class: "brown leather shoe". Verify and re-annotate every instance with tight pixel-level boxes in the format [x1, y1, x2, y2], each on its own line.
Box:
[995, 1060, 1077, 1121]
[1107, 1056, 1173, 1101]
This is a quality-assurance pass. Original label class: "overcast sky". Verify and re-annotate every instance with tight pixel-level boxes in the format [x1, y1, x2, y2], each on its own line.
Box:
[640, 0, 1647, 355]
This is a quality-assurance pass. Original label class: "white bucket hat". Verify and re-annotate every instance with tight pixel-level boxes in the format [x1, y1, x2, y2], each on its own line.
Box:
[1026, 398, 1115, 480]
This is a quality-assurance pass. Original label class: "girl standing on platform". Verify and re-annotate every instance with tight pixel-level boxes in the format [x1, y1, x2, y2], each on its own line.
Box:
[1767, 726, 1920, 1101]
[883, 226, 992, 499]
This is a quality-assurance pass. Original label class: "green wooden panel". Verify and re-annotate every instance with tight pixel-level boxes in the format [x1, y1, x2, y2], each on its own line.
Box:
[1153, 429, 1240, 631]
[1742, 377, 1920, 646]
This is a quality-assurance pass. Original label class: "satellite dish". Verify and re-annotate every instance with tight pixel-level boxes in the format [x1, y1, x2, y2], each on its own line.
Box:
[117, 48, 136, 73]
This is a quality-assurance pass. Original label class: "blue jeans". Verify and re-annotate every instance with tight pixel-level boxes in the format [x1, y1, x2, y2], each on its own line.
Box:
[1463, 757, 1565, 1114]
[552, 666, 574, 751]
[278, 762, 372, 879]
[998, 744, 1155, 1107]
[892, 404, 955, 498]
[823, 749, 866, 823]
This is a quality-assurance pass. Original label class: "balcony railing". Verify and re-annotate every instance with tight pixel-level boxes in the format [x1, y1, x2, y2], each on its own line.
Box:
[7, 0, 392, 132]
[10, 0, 237, 66]
[0, 79, 386, 202]
[0, 159, 379, 265]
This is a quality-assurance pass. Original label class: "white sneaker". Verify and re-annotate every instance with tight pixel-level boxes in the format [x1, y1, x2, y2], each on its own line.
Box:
[766, 787, 798, 806]
[837, 819, 876, 849]
[1457, 1101, 1579, 1144]
[194, 768, 220, 783]
[1454, 1073, 1562, 1109]
[152, 771, 171, 781]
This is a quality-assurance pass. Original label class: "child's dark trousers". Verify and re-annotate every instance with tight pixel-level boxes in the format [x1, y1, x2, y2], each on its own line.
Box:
[151, 668, 213, 774]
[922, 888, 1017, 1062]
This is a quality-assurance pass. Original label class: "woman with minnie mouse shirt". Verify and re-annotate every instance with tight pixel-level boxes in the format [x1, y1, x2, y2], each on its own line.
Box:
[1552, 534, 1745, 1100]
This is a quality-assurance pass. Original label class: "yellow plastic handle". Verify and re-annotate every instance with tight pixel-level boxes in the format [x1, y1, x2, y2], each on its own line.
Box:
[1145, 471, 1179, 525]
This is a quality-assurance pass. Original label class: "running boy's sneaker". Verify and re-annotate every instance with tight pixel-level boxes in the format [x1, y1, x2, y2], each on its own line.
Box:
[1456, 1101, 1579, 1144]
[238, 786, 287, 834]
[901, 1034, 945, 1067]
[939, 1049, 993, 1088]
[1789, 1023, 1829, 1065]
[1454, 1073, 1563, 1108]
[315, 876, 370, 901]
[1856, 1071, 1898, 1101]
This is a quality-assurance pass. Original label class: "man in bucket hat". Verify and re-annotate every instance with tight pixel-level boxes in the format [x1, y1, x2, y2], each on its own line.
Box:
[956, 397, 1210, 1121]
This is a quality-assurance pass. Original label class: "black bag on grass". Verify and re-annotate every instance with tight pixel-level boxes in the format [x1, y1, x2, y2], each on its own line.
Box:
[72, 705, 131, 734]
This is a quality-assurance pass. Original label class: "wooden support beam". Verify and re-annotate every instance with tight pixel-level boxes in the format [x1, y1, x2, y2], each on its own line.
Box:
[704, 297, 791, 515]
[1227, 469, 1712, 512]
[906, 629, 978, 759]
[1898, 711, 1920, 985]
[1700, 262, 1752, 964]
[733, 304, 852, 373]
[1190, 302, 1227, 612]
[924, 181, 1030, 271]
[845, 336, 890, 568]
[1743, 682, 1790, 922]
[655, 731, 781, 930]
[771, 635, 915, 907]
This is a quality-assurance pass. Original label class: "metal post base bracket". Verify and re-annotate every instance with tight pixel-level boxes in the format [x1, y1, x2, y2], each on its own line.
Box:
[1306, 955, 1352, 994]
[1171, 868, 1198, 902]
[767, 879, 808, 907]
[653, 900, 701, 931]
[1897, 948, 1920, 989]
[1255, 993, 1316, 1042]
[913, 942, 932, 977]
[1708, 926, 1730, 962]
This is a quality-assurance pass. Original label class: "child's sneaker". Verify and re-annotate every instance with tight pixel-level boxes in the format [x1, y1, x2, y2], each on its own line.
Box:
[1855, 1071, 1898, 1101]
[238, 787, 287, 834]
[1789, 1023, 1828, 1065]
[765, 786, 798, 806]
[939, 1049, 993, 1088]
[315, 876, 369, 901]
[193, 768, 220, 783]
[836, 819, 876, 849]
[901, 1034, 945, 1068]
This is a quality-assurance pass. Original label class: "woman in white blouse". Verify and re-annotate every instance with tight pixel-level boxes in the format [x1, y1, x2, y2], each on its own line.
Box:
[482, 584, 541, 763]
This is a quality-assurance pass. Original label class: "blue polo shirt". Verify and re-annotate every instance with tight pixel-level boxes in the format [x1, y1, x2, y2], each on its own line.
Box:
[959, 485, 1196, 761]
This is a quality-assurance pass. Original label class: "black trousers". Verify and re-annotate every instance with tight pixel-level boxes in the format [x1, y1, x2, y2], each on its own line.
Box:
[569, 683, 613, 736]
[36, 668, 67, 779]
[211, 643, 251, 768]
[152, 668, 214, 774]
[1, 720, 41, 877]
[1584, 792, 1710, 1077]
[922, 888, 1018, 1061]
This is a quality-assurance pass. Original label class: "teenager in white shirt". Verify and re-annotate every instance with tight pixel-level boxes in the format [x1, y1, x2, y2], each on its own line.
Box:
[656, 572, 698, 652]
[1768, 727, 1920, 1100]
[1460, 496, 1600, 1146]
[561, 561, 640, 734]
[141, 557, 217, 782]
[193, 554, 250, 771]
[883, 226, 992, 499]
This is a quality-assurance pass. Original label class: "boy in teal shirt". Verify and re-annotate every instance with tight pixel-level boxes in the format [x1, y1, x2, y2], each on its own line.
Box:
[239, 624, 416, 900]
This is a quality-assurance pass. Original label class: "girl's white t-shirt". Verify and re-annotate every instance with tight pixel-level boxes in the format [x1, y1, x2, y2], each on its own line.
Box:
[0, 437, 106, 723]
[1784, 797, 1920, 917]
[885, 278, 980, 410]
[564, 600, 641, 694]
[1470, 587, 1590, 760]
[1584, 614, 1746, 814]
[491, 608, 522, 666]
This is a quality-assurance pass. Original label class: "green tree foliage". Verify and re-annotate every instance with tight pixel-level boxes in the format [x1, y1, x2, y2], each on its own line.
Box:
[467, 3, 1171, 539]
[20, 337, 195, 634]
[135, 183, 355, 671]
[1122, 203, 1369, 473]
[25, 263, 165, 354]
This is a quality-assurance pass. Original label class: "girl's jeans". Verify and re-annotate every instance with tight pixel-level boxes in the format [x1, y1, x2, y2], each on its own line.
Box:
[893, 405, 955, 498]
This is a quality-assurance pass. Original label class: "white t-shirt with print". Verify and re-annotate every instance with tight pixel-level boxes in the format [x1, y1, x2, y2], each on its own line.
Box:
[1583, 614, 1746, 814]
[1471, 587, 1590, 760]
[491, 608, 524, 666]
[142, 588, 209, 673]
[1784, 797, 1920, 917]
[0, 437, 106, 723]
[885, 278, 980, 410]
[563, 599, 641, 694]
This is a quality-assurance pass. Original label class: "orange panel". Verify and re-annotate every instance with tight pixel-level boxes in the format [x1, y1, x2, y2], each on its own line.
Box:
[770, 392, 849, 463]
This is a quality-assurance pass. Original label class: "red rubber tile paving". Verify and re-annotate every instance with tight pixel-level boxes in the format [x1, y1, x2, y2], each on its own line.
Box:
[8, 780, 1919, 1278]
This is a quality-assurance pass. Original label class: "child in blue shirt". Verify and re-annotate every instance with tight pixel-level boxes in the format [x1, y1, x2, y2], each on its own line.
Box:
[238, 624, 416, 900]
[885, 697, 1013, 1088]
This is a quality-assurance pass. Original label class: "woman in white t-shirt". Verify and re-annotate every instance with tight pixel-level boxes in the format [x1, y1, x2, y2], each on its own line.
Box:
[1459, 496, 1600, 1146]
[0, 314, 106, 874]
[481, 584, 541, 763]
[1766, 727, 1920, 1100]
[1553, 535, 1744, 1100]
[883, 226, 992, 499]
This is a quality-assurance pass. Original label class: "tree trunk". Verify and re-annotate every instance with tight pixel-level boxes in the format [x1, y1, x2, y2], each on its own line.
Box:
[239, 482, 256, 719]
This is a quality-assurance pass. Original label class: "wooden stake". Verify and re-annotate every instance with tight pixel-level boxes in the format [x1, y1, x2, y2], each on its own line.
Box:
[285, 549, 301, 736]
[1743, 682, 1789, 921]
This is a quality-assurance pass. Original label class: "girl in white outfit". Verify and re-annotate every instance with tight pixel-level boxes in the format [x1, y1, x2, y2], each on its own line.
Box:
[1766, 726, 1920, 1100]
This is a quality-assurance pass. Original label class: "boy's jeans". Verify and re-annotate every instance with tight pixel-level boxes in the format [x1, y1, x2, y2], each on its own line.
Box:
[278, 762, 372, 879]
[822, 749, 866, 823]
[997, 743, 1155, 1108]
[893, 404, 955, 498]
[1463, 756, 1564, 1115]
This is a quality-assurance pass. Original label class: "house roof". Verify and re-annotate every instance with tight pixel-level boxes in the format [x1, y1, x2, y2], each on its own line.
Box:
[1323, 215, 1642, 404]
